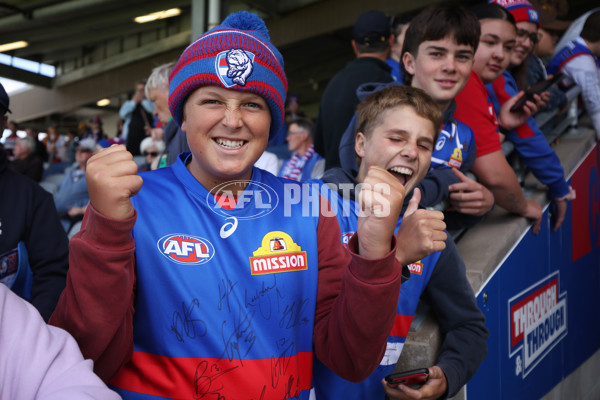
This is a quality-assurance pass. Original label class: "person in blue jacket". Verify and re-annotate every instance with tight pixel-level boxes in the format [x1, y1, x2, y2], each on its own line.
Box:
[312, 85, 488, 400]
[488, 0, 576, 232]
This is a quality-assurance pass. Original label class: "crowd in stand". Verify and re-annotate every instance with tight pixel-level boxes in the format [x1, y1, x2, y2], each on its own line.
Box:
[1, 0, 599, 398]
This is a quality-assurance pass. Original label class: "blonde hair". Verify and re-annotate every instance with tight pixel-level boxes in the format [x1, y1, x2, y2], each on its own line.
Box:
[356, 85, 443, 141]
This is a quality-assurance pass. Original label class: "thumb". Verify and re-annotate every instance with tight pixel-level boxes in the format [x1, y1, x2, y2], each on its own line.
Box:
[405, 188, 421, 216]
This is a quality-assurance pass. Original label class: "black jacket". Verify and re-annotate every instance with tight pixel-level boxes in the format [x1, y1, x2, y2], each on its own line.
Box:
[0, 148, 68, 321]
[314, 57, 393, 169]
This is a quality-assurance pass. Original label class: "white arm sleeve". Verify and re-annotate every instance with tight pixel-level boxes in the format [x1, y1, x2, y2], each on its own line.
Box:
[563, 55, 600, 138]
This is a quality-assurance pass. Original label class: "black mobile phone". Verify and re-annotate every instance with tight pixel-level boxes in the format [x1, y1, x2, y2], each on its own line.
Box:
[510, 73, 565, 112]
[385, 368, 429, 388]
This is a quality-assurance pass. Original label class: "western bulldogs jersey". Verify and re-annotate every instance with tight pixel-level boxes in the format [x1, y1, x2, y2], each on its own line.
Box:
[311, 182, 441, 400]
[430, 120, 475, 171]
[110, 153, 320, 400]
[547, 38, 600, 89]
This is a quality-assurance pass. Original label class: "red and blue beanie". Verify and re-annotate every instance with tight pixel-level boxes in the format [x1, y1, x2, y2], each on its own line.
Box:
[169, 11, 287, 139]
[490, 0, 540, 26]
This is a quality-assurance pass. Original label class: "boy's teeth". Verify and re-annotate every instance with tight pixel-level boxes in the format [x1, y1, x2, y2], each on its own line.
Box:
[389, 167, 412, 176]
[216, 138, 244, 149]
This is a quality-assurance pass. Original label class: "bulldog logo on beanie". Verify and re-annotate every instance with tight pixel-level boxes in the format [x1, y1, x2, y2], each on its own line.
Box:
[169, 11, 287, 139]
[216, 49, 255, 87]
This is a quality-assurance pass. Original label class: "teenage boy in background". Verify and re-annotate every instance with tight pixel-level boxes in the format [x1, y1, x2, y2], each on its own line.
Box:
[312, 84, 488, 400]
[50, 11, 406, 400]
[339, 5, 495, 230]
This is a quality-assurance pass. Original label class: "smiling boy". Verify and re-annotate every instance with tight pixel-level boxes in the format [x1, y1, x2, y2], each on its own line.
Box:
[338, 5, 495, 230]
[49, 11, 406, 400]
[312, 85, 488, 400]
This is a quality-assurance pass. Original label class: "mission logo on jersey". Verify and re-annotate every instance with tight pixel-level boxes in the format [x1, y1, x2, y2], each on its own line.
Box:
[157, 234, 215, 265]
[407, 261, 423, 275]
[249, 231, 307, 275]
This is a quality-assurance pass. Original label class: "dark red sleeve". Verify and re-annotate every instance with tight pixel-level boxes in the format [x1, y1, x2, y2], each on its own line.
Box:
[49, 205, 137, 383]
[454, 71, 502, 157]
[313, 195, 402, 382]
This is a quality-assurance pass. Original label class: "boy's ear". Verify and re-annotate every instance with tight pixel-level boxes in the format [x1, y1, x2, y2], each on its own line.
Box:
[355, 131, 366, 159]
[402, 51, 416, 76]
[351, 40, 359, 57]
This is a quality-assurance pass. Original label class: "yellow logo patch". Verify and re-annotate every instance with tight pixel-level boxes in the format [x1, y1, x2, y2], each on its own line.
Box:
[449, 147, 463, 168]
[249, 231, 308, 275]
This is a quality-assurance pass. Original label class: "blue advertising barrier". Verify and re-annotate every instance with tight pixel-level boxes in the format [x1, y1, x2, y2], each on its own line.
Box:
[467, 144, 600, 399]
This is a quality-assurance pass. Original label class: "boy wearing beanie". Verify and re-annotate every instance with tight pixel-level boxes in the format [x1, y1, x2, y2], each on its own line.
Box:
[50, 11, 406, 400]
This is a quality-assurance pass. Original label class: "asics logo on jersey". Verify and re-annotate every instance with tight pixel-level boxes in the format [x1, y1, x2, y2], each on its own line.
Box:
[157, 234, 215, 265]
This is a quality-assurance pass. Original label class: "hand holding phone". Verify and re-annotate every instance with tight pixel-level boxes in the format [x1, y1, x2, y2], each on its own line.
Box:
[385, 368, 429, 388]
[510, 73, 564, 112]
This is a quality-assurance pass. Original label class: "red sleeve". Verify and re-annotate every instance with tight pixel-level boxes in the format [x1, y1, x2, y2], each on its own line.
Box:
[454, 71, 502, 157]
[313, 195, 402, 382]
[49, 205, 137, 383]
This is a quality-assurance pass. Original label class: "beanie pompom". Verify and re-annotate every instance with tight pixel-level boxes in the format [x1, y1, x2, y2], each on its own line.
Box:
[221, 11, 270, 41]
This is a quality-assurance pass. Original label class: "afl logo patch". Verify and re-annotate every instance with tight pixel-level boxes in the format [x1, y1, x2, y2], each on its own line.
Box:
[157, 234, 215, 265]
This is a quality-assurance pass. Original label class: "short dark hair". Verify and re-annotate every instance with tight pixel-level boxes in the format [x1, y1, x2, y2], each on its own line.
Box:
[581, 10, 600, 43]
[288, 117, 315, 140]
[470, 3, 516, 25]
[401, 5, 481, 85]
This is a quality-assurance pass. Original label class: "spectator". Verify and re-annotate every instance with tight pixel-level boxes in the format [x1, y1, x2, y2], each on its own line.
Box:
[44, 123, 68, 164]
[3, 120, 19, 160]
[553, 7, 599, 56]
[269, 93, 307, 150]
[386, 14, 412, 82]
[54, 138, 96, 232]
[26, 126, 49, 162]
[49, 11, 405, 399]
[454, 3, 545, 234]
[279, 117, 325, 181]
[338, 5, 494, 230]
[9, 136, 44, 182]
[86, 116, 105, 142]
[144, 62, 189, 168]
[0, 284, 121, 399]
[526, 4, 570, 114]
[138, 136, 165, 171]
[547, 9, 600, 139]
[314, 10, 394, 169]
[120, 80, 154, 155]
[487, 0, 575, 232]
[312, 85, 488, 400]
[0, 82, 69, 322]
